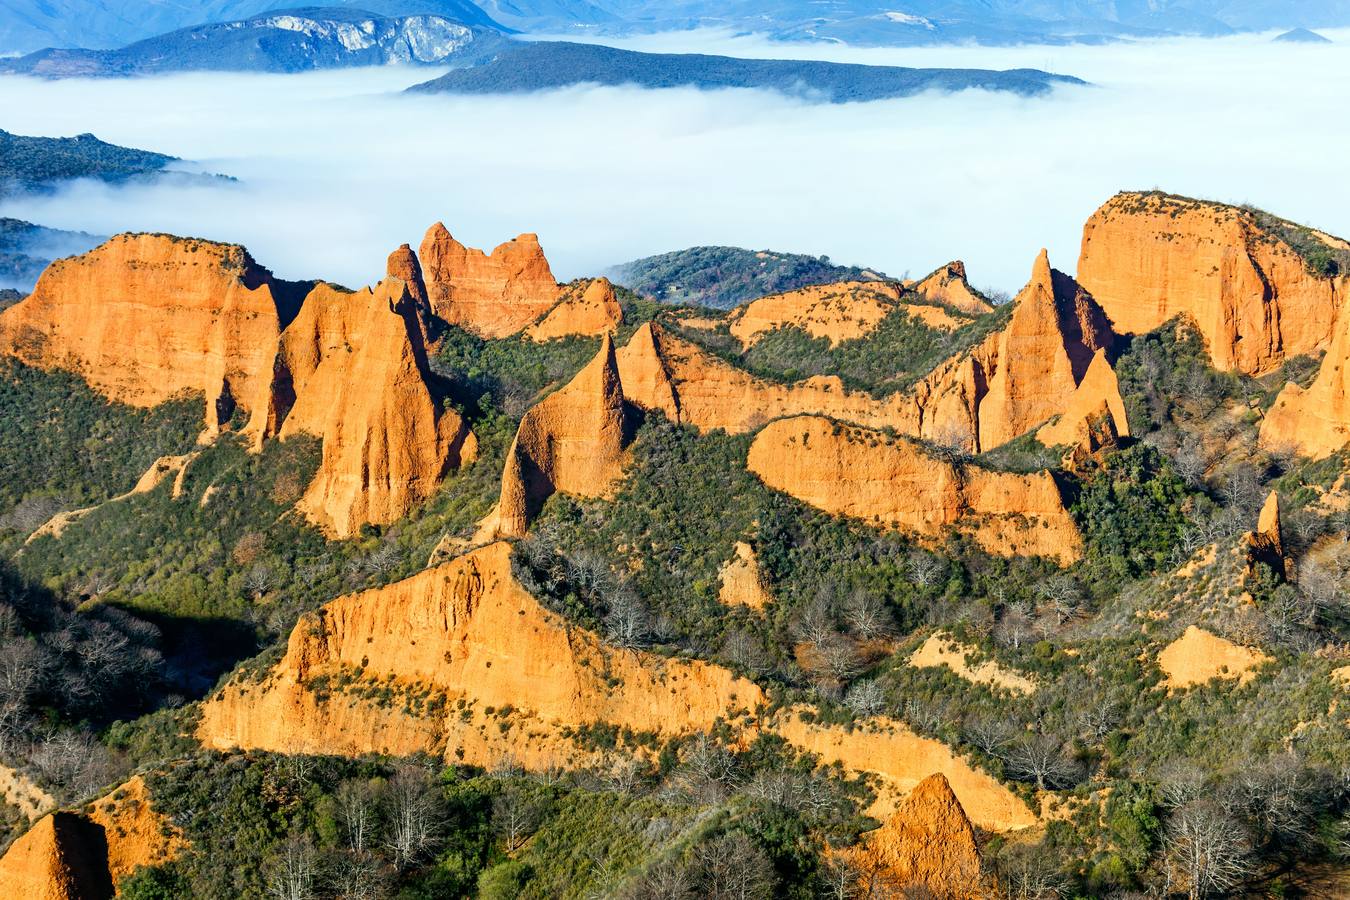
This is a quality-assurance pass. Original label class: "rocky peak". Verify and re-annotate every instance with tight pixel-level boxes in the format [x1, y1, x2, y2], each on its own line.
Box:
[417, 223, 560, 337]
[525, 277, 624, 341]
[386, 242, 429, 314]
[481, 333, 630, 538]
[914, 260, 993, 315]
[1078, 191, 1345, 375]
[842, 772, 994, 899]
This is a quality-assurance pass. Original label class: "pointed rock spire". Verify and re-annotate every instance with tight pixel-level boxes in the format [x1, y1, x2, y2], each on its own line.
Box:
[482, 334, 630, 538]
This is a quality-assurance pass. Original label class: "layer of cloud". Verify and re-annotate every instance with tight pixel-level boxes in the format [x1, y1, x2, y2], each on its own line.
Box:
[0, 29, 1348, 293]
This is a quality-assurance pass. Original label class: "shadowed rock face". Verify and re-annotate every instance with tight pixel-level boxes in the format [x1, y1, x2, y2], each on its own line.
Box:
[481, 333, 629, 538]
[0, 233, 302, 443]
[1078, 191, 1347, 376]
[275, 279, 477, 537]
[747, 415, 1082, 564]
[0, 776, 185, 900]
[1261, 290, 1350, 458]
[841, 773, 997, 899]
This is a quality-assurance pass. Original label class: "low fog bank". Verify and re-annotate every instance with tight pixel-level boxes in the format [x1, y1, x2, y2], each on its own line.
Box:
[0, 31, 1347, 293]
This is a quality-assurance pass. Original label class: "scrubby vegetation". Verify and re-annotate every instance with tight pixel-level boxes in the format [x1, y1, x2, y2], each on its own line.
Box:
[609, 245, 887, 309]
[0, 128, 173, 194]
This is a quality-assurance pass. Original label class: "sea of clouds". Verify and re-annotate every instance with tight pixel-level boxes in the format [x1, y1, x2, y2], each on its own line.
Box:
[0, 28, 1348, 292]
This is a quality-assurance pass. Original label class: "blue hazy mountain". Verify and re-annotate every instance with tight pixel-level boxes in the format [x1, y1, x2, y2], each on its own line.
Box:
[0, 219, 104, 291]
[408, 40, 1082, 100]
[0, 0, 511, 54]
[1273, 27, 1333, 43]
[0, 8, 511, 76]
[0, 129, 176, 193]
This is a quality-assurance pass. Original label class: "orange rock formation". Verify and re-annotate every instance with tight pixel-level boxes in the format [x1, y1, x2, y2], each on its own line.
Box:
[1158, 626, 1273, 689]
[0, 234, 301, 441]
[1245, 490, 1286, 576]
[1077, 192, 1346, 375]
[746, 416, 1082, 563]
[418, 224, 561, 337]
[841, 773, 996, 899]
[0, 776, 182, 899]
[1260, 293, 1350, 458]
[718, 541, 772, 610]
[1036, 349, 1131, 447]
[726, 281, 971, 348]
[198, 542, 763, 765]
[275, 280, 476, 537]
[524, 278, 624, 341]
[913, 261, 995, 315]
[975, 249, 1116, 450]
[480, 334, 629, 538]
[774, 710, 1037, 831]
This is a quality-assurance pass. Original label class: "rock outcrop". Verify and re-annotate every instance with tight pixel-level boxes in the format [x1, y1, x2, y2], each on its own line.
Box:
[747, 416, 1082, 563]
[275, 280, 476, 537]
[909, 633, 1036, 695]
[418, 224, 561, 337]
[198, 542, 763, 765]
[1077, 192, 1347, 375]
[1260, 292, 1350, 458]
[0, 776, 181, 898]
[0, 812, 112, 900]
[1245, 491, 1285, 577]
[1036, 349, 1131, 448]
[774, 710, 1037, 831]
[616, 322, 912, 435]
[0, 233, 303, 442]
[914, 261, 995, 315]
[840, 773, 996, 899]
[1158, 625, 1273, 689]
[479, 334, 629, 538]
[726, 281, 972, 348]
[718, 541, 772, 610]
[524, 277, 623, 341]
[975, 249, 1116, 450]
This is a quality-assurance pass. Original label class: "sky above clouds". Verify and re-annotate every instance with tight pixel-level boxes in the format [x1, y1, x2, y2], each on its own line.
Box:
[1, 28, 1348, 293]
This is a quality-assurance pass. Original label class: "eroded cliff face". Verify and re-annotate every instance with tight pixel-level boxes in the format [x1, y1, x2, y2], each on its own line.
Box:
[1036, 349, 1131, 448]
[0, 233, 300, 442]
[524, 277, 624, 341]
[747, 415, 1081, 563]
[276, 279, 476, 537]
[1260, 292, 1350, 458]
[0, 776, 182, 899]
[1158, 625, 1272, 689]
[615, 322, 922, 435]
[1078, 192, 1346, 375]
[774, 711, 1037, 831]
[197, 542, 763, 766]
[418, 224, 561, 337]
[480, 334, 629, 538]
[975, 249, 1116, 450]
[913, 261, 994, 315]
[726, 281, 972, 348]
[840, 773, 997, 899]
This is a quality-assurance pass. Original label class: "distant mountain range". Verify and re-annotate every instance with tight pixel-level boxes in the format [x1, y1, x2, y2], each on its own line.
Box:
[0, 8, 510, 76]
[2, 0, 1349, 54]
[0, 218, 103, 291]
[408, 40, 1081, 99]
[0, 6, 1081, 98]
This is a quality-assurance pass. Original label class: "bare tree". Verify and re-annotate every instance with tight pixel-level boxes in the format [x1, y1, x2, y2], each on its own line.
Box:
[492, 781, 546, 852]
[843, 589, 894, 640]
[1006, 734, 1077, 791]
[337, 779, 381, 854]
[677, 734, 740, 802]
[844, 679, 885, 717]
[604, 585, 651, 650]
[328, 851, 387, 900]
[1036, 575, 1083, 628]
[245, 563, 277, 600]
[1162, 801, 1254, 900]
[817, 634, 864, 685]
[265, 833, 318, 900]
[964, 715, 1017, 760]
[695, 832, 775, 900]
[906, 552, 944, 588]
[995, 601, 1034, 651]
[382, 765, 443, 869]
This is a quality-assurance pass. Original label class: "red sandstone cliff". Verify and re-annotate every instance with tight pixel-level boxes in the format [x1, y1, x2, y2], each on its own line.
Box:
[418, 224, 561, 337]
